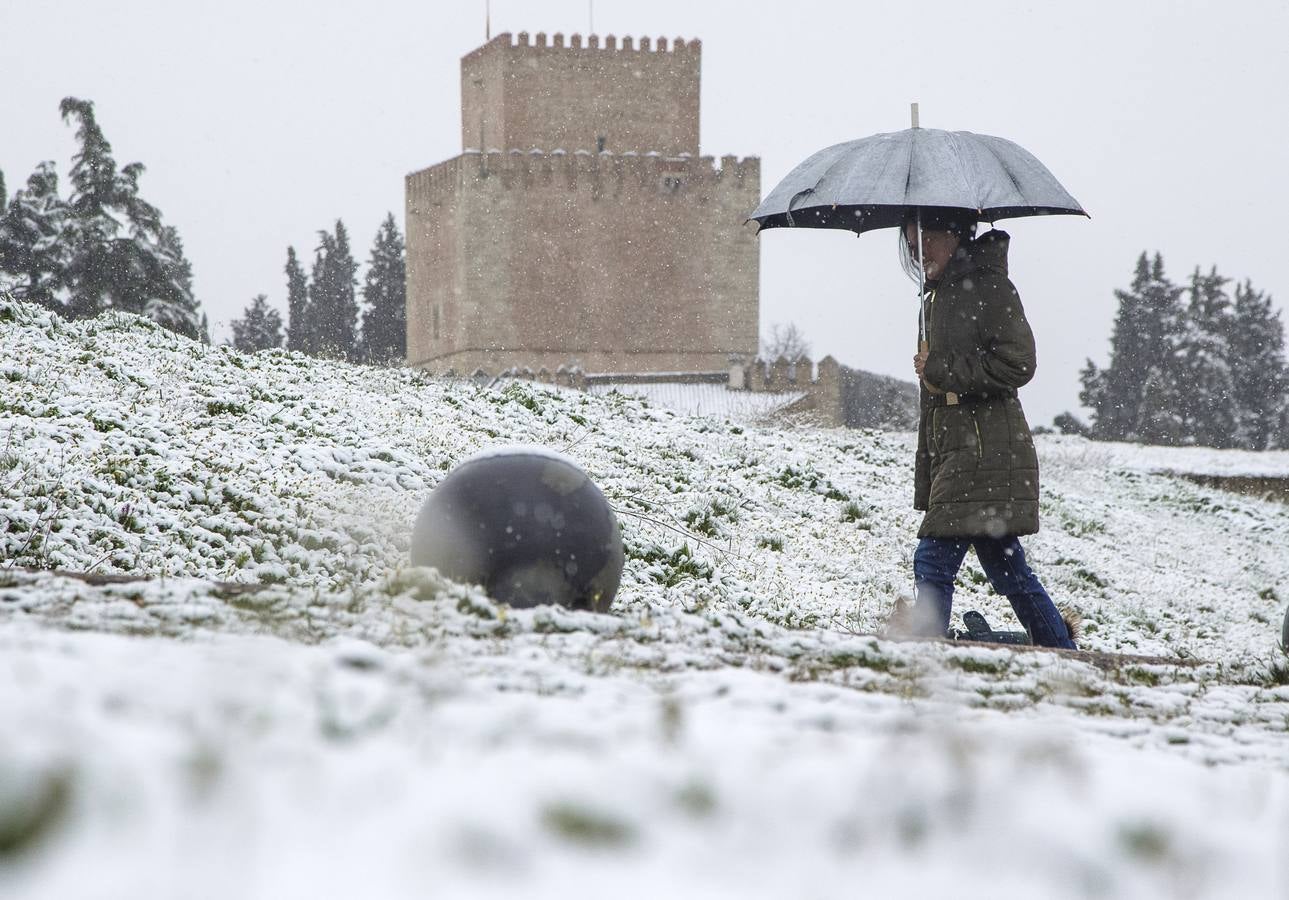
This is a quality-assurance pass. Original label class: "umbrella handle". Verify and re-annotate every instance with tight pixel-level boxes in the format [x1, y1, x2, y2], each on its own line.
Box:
[917, 209, 927, 344]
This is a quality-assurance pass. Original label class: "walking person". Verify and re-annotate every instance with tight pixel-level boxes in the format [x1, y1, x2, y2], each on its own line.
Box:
[901, 208, 1076, 649]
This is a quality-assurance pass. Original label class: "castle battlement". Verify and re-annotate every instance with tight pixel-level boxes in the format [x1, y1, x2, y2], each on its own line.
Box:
[407, 150, 759, 211]
[465, 31, 701, 58]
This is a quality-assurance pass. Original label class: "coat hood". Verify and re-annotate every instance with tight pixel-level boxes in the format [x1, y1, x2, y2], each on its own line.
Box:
[941, 229, 1010, 284]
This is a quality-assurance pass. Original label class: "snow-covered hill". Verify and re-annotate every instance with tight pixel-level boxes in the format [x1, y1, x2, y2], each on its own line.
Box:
[2, 298, 1288, 899]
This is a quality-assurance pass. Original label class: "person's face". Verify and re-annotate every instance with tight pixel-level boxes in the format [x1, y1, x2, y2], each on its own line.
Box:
[903, 222, 960, 280]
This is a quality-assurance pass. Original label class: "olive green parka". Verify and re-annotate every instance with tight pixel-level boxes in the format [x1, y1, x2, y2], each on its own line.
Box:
[914, 230, 1041, 538]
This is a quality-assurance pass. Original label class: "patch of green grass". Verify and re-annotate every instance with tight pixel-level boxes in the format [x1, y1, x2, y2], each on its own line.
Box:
[948, 654, 1010, 675]
[87, 416, 121, 433]
[1117, 822, 1171, 863]
[757, 535, 784, 552]
[206, 400, 248, 416]
[674, 781, 718, 818]
[1122, 666, 1163, 687]
[497, 382, 543, 415]
[1262, 659, 1289, 687]
[0, 769, 72, 857]
[541, 803, 635, 848]
[822, 649, 900, 673]
[629, 542, 713, 587]
[682, 508, 720, 538]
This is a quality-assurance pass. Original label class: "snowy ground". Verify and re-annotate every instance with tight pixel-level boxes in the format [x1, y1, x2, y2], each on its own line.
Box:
[584, 379, 806, 419]
[2, 298, 1288, 898]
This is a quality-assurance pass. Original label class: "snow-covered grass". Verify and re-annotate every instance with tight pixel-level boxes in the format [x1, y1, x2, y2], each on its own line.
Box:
[2, 297, 1288, 898]
[585, 379, 806, 419]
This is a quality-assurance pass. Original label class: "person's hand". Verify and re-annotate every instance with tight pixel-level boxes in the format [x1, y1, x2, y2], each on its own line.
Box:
[913, 350, 929, 377]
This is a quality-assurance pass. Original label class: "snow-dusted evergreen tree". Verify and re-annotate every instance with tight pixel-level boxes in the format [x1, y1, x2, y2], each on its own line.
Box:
[141, 225, 203, 340]
[1136, 362, 1187, 446]
[284, 246, 311, 354]
[308, 221, 359, 360]
[230, 294, 284, 352]
[1229, 280, 1288, 450]
[359, 213, 406, 364]
[58, 97, 202, 336]
[1171, 267, 1237, 448]
[0, 162, 70, 310]
[1080, 253, 1184, 441]
[307, 231, 337, 357]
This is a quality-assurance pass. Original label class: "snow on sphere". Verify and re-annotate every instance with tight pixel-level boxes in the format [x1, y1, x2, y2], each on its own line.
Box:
[410, 446, 624, 611]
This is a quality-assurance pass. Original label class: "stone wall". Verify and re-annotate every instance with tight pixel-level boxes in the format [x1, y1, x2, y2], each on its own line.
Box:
[732, 356, 919, 430]
[460, 32, 701, 156]
[406, 148, 760, 375]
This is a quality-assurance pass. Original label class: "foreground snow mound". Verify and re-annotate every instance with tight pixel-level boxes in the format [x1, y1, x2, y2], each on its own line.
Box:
[3, 299, 1289, 898]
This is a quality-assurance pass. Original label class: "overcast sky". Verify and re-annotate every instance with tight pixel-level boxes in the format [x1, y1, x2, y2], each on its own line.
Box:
[4, 0, 1286, 424]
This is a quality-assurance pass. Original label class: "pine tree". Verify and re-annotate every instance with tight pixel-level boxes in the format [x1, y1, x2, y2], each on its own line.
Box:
[284, 246, 311, 353]
[308, 221, 358, 360]
[1229, 280, 1289, 450]
[230, 294, 284, 352]
[1136, 362, 1187, 446]
[58, 96, 202, 335]
[0, 162, 70, 310]
[359, 213, 406, 364]
[1171, 267, 1237, 448]
[1080, 253, 1184, 441]
[140, 225, 203, 339]
[308, 230, 337, 357]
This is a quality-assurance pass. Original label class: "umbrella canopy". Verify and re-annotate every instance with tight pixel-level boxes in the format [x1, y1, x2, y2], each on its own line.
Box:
[750, 127, 1087, 233]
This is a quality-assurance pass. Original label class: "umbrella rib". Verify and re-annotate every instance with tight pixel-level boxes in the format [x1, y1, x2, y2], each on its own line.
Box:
[988, 141, 1029, 212]
[945, 132, 982, 211]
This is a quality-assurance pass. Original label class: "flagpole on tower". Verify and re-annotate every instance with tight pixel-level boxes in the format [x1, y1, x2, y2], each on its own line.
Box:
[486, 0, 491, 40]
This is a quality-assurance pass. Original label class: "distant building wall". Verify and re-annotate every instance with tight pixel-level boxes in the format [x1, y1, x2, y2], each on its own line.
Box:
[406, 149, 760, 375]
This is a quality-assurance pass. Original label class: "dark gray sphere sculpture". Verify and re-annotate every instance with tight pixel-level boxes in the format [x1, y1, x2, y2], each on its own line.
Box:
[411, 447, 624, 611]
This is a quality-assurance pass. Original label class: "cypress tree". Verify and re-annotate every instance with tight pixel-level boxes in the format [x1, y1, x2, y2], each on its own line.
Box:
[1172, 267, 1237, 448]
[308, 229, 338, 357]
[141, 224, 203, 339]
[1080, 253, 1183, 441]
[284, 246, 310, 353]
[0, 162, 70, 310]
[309, 221, 358, 360]
[60, 97, 140, 319]
[359, 213, 406, 364]
[58, 97, 202, 335]
[230, 294, 284, 352]
[1229, 280, 1288, 450]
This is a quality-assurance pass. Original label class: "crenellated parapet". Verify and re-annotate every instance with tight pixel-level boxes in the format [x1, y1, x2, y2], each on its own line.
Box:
[465, 31, 702, 57]
[407, 149, 759, 210]
[735, 355, 841, 393]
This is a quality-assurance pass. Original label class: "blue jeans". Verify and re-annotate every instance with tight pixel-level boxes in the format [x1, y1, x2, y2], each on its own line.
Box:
[913, 536, 1076, 649]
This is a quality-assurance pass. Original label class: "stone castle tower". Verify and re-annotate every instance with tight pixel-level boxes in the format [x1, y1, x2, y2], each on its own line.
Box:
[405, 32, 761, 375]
